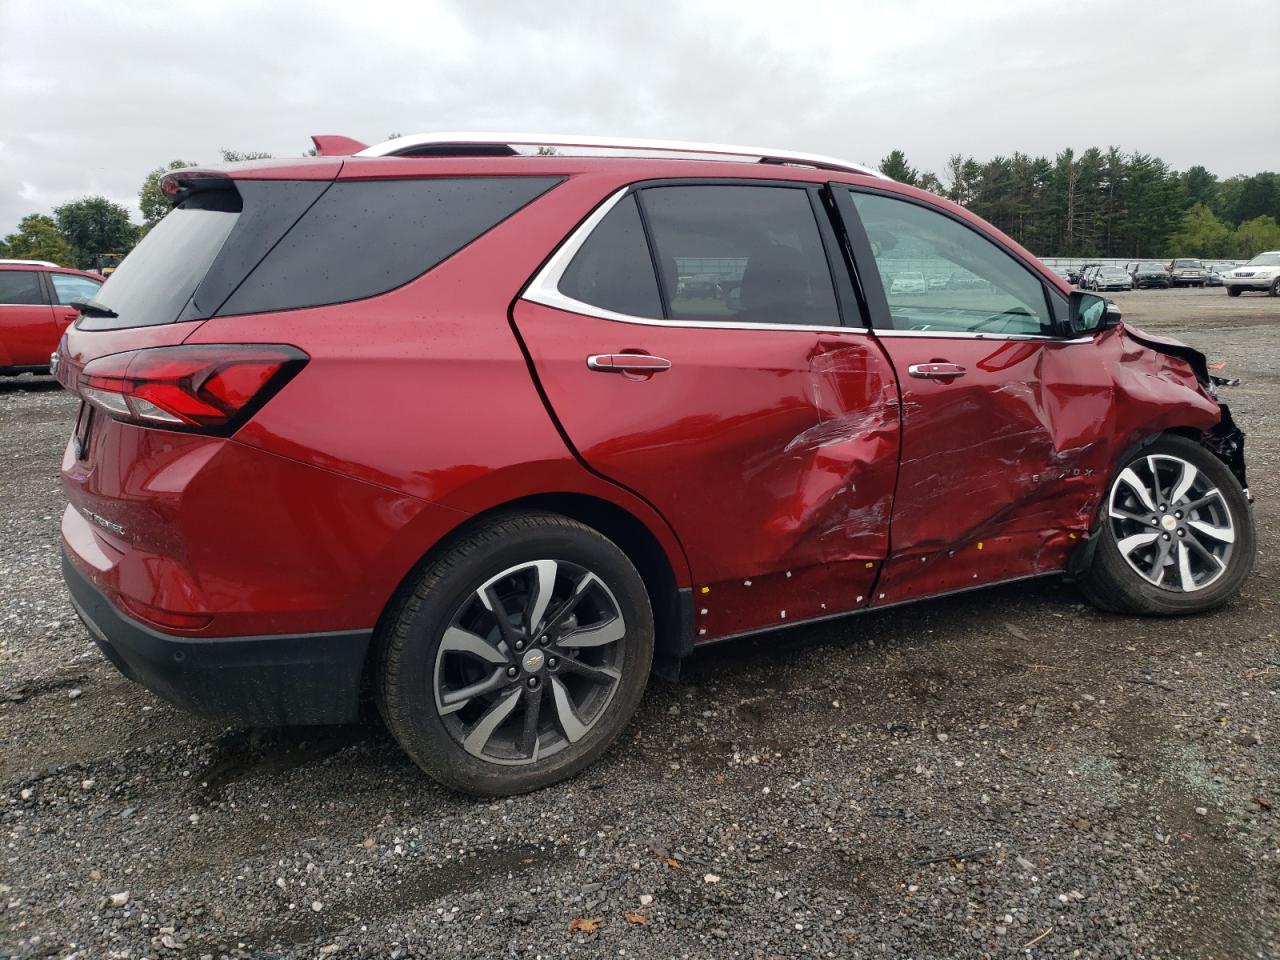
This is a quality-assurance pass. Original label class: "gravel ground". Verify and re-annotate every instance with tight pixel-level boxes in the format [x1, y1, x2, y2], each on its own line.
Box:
[2, 287, 1277, 959]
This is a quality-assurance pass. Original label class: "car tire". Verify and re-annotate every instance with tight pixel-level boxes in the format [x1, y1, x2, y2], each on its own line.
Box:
[1083, 435, 1254, 616]
[1227, 287, 1242, 297]
[1270, 277, 1280, 297]
[376, 512, 655, 796]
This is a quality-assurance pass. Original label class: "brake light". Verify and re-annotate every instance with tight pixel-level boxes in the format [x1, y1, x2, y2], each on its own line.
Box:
[77, 344, 307, 434]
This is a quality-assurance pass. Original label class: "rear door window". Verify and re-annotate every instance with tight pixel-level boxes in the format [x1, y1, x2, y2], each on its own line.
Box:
[0, 270, 46, 305]
[639, 185, 840, 327]
[558, 194, 662, 318]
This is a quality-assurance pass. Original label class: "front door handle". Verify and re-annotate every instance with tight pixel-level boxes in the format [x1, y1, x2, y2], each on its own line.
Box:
[586, 354, 672, 373]
[908, 362, 966, 380]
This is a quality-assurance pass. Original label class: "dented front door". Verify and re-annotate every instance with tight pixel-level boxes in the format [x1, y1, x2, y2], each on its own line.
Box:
[870, 334, 1110, 603]
[833, 185, 1116, 605]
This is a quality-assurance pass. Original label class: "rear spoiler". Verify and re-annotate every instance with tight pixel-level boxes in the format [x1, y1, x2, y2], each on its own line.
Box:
[311, 135, 368, 156]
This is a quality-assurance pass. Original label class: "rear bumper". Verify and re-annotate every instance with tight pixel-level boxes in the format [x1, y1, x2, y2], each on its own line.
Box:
[63, 549, 370, 725]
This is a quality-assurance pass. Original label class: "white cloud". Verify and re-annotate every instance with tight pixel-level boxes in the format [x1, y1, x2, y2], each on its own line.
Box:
[1, 0, 1276, 233]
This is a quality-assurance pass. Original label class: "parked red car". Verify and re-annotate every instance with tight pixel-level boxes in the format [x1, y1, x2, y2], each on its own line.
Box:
[1, 260, 102, 374]
[56, 134, 1255, 795]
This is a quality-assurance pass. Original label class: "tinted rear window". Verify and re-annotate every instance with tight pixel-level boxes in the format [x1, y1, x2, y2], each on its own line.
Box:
[641, 185, 839, 326]
[0, 270, 44, 305]
[81, 176, 561, 330]
[559, 194, 661, 318]
[220, 177, 561, 316]
[80, 191, 241, 330]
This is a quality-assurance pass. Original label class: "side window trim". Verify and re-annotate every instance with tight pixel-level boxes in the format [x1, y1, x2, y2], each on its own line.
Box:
[830, 183, 1068, 340]
[807, 186, 866, 329]
[830, 186, 892, 331]
[528, 177, 866, 333]
[630, 189, 673, 320]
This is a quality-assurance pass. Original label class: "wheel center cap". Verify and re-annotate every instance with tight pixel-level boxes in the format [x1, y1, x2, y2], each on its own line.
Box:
[522, 649, 546, 672]
[1161, 514, 1178, 532]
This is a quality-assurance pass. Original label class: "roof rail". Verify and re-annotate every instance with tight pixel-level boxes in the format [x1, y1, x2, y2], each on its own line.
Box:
[0, 258, 59, 267]
[354, 132, 889, 179]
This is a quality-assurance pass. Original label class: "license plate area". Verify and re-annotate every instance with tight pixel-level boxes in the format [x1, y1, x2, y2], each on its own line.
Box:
[73, 402, 94, 460]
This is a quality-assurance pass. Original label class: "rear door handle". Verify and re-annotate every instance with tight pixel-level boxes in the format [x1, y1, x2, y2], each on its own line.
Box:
[586, 354, 672, 373]
[908, 362, 966, 380]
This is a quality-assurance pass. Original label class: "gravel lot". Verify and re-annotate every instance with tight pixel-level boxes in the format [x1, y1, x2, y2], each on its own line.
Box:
[2, 287, 1277, 959]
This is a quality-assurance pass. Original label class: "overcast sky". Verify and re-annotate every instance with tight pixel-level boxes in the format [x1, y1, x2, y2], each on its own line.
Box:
[2, 0, 1277, 232]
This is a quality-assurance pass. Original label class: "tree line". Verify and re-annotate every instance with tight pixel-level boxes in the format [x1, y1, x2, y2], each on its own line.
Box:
[880, 148, 1280, 260]
[4, 145, 1277, 269]
[0, 150, 271, 270]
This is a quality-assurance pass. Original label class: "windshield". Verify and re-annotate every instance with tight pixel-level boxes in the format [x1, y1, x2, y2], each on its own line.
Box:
[1100, 268, 1128, 277]
[1246, 253, 1280, 267]
[1138, 262, 1166, 271]
[1173, 259, 1202, 268]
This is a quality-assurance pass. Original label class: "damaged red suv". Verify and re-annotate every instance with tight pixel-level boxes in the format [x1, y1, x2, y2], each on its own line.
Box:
[56, 134, 1255, 796]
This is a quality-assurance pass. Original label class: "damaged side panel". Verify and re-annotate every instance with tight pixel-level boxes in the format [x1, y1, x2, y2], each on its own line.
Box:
[871, 324, 1223, 605]
[511, 301, 901, 639]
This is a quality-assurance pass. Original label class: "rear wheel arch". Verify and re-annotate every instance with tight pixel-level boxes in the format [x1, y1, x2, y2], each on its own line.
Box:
[367, 492, 692, 692]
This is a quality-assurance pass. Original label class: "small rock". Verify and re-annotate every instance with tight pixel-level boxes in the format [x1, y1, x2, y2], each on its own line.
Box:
[1195, 806, 1208, 816]
[103, 891, 130, 908]
[81, 779, 95, 791]
[311, 900, 323, 912]
[19, 788, 32, 801]
[639, 894, 654, 907]
[703, 873, 721, 884]
[1016, 856, 1035, 872]
[68, 688, 82, 700]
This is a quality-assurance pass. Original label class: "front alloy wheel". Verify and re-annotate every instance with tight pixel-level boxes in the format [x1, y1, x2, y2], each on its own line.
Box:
[1108, 454, 1235, 593]
[1084, 436, 1254, 615]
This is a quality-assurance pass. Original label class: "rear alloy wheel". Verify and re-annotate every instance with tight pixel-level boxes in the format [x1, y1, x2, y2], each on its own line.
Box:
[1270, 277, 1280, 297]
[1227, 286, 1242, 297]
[377, 513, 653, 796]
[1083, 436, 1254, 615]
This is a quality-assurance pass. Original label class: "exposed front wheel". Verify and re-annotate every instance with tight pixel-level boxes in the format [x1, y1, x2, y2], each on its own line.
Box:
[1270, 277, 1279, 297]
[377, 513, 654, 796]
[1227, 286, 1242, 297]
[1083, 436, 1254, 615]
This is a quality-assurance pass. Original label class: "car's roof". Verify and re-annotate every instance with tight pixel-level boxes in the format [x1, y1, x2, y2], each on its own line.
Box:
[0, 261, 101, 279]
[170, 141, 1069, 297]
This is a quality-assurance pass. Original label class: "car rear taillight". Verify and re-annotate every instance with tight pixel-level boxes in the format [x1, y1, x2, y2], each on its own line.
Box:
[77, 344, 308, 434]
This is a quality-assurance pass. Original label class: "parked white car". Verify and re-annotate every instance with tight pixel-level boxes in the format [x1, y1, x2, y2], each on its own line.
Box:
[1223, 251, 1280, 297]
[889, 271, 928, 294]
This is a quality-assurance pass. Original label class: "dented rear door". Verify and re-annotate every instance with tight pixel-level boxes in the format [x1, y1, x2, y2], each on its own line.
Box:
[515, 182, 901, 639]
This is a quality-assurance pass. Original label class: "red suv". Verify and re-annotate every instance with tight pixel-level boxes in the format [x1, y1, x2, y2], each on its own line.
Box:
[1, 260, 102, 374]
[56, 134, 1255, 796]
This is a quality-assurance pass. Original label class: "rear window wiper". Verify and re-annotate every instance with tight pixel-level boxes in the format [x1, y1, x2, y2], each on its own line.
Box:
[70, 297, 119, 318]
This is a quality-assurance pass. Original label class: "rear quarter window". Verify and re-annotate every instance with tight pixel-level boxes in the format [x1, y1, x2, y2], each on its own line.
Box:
[219, 177, 562, 316]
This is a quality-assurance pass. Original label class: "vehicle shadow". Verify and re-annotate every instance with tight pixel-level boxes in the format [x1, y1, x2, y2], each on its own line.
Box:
[0, 375, 61, 394]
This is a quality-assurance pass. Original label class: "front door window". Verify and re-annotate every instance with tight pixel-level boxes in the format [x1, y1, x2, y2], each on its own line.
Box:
[847, 191, 1052, 336]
